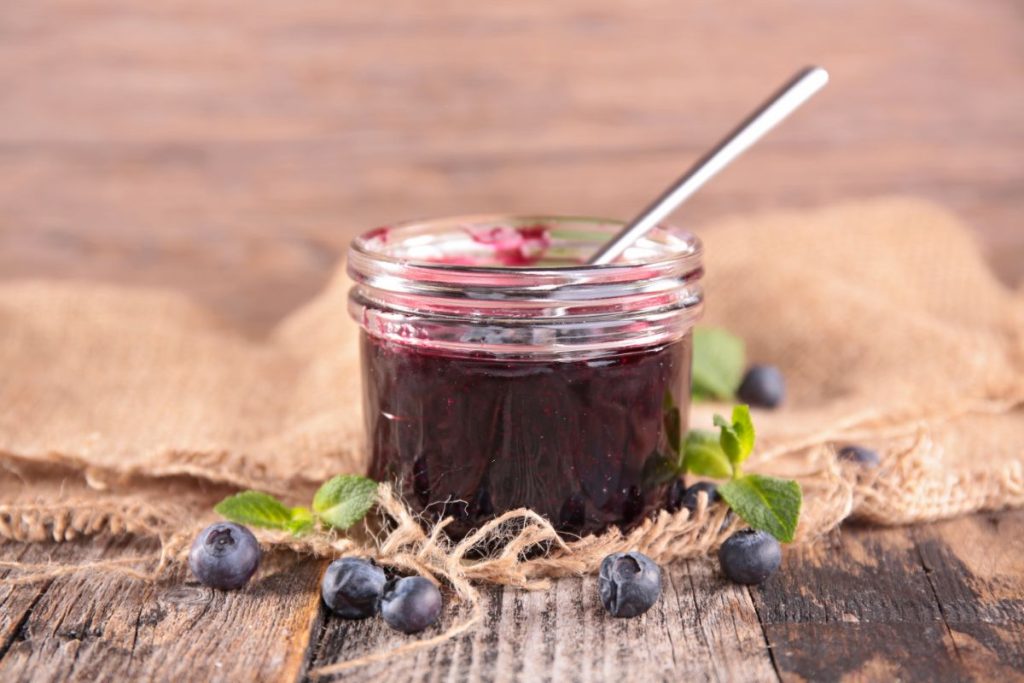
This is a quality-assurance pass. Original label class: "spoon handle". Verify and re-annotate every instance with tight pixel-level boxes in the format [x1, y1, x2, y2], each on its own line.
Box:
[588, 66, 829, 265]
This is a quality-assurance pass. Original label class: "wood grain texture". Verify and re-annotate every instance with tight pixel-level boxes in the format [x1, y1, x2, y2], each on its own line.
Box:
[913, 513, 1024, 678]
[0, 540, 324, 683]
[308, 514, 1020, 683]
[0, 545, 58, 661]
[751, 514, 1024, 683]
[305, 562, 779, 682]
[754, 526, 969, 682]
[4, 512, 1021, 681]
[0, 0, 1021, 330]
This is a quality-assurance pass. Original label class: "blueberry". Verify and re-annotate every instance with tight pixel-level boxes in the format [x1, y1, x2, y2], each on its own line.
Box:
[837, 444, 880, 468]
[681, 481, 719, 513]
[736, 365, 785, 409]
[321, 557, 387, 619]
[667, 479, 718, 514]
[598, 551, 662, 618]
[380, 576, 443, 633]
[189, 522, 261, 590]
[718, 529, 782, 585]
[665, 478, 687, 512]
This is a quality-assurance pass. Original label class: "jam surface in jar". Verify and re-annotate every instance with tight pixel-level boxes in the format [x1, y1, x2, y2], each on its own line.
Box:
[362, 333, 691, 539]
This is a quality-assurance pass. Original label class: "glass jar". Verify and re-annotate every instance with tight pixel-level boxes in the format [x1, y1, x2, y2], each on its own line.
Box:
[347, 215, 703, 538]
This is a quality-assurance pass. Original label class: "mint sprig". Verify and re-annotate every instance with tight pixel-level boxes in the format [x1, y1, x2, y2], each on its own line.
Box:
[681, 404, 802, 543]
[214, 475, 378, 537]
[215, 491, 301, 531]
[718, 475, 801, 543]
[712, 404, 755, 474]
[312, 475, 379, 530]
[691, 327, 745, 401]
[682, 430, 733, 479]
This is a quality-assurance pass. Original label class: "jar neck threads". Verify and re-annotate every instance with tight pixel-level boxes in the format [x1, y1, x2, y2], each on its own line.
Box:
[348, 215, 703, 359]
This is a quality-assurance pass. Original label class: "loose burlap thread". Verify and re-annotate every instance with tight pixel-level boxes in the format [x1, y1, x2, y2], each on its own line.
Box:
[1, 198, 1022, 673]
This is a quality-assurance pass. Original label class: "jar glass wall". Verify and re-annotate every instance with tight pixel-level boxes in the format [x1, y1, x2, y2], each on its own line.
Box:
[348, 216, 703, 538]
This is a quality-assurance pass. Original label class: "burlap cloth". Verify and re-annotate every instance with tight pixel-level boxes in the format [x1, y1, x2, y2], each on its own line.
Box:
[1, 198, 1022, 661]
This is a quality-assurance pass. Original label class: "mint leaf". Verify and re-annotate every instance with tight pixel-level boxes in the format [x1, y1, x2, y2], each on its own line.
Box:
[731, 404, 755, 461]
[691, 386, 716, 402]
[215, 491, 294, 531]
[718, 474, 802, 542]
[713, 405, 756, 468]
[692, 327, 745, 401]
[682, 430, 733, 479]
[312, 475, 378, 530]
[287, 507, 315, 536]
[714, 414, 743, 464]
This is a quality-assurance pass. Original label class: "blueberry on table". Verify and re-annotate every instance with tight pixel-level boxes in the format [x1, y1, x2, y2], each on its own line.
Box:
[718, 529, 782, 585]
[321, 557, 387, 619]
[837, 444, 880, 468]
[598, 551, 662, 618]
[189, 522, 261, 590]
[381, 576, 443, 633]
[736, 365, 785, 408]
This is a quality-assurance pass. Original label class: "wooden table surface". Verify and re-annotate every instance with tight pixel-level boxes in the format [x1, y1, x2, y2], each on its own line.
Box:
[1, 1, 1022, 681]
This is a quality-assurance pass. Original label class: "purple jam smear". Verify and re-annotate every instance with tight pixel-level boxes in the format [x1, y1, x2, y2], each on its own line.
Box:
[465, 224, 551, 266]
[361, 334, 690, 539]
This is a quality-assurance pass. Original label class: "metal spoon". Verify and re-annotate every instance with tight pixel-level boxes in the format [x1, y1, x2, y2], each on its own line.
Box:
[588, 66, 829, 265]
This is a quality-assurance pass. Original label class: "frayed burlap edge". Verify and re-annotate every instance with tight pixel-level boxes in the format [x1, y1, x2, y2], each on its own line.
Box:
[1, 396, 1022, 675]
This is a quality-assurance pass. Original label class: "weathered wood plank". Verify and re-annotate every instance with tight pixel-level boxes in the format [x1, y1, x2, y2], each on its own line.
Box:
[1, 0, 1022, 331]
[0, 544, 52, 659]
[302, 580, 468, 682]
[1, 142, 1020, 332]
[913, 511, 1024, 680]
[660, 558, 778, 681]
[304, 560, 779, 682]
[1, 539, 150, 660]
[3, 512, 1024, 681]
[751, 524, 973, 682]
[0, 539, 324, 683]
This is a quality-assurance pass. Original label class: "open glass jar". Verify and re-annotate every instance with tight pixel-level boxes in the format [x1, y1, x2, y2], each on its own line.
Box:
[348, 216, 703, 538]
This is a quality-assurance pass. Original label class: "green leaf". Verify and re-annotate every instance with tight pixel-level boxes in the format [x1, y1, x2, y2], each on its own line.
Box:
[287, 507, 315, 536]
[714, 414, 743, 464]
[682, 430, 733, 479]
[662, 390, 682, 455]
[215, 491, 294, 531]
[690, 386, 716, 402]
[713, 406, 756, 468]
[312, 475, 379, 530]
[691, 327, 746, 401]
[731, 404, 755, 462]
[718, 474, 802, 543]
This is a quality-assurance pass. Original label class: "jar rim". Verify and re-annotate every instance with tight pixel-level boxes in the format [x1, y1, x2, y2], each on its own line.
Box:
[348, 214, 702, 286]
[346, 214, 704, 358]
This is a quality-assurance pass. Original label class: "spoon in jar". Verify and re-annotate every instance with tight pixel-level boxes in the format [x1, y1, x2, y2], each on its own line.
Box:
[587, 66, 829, 265]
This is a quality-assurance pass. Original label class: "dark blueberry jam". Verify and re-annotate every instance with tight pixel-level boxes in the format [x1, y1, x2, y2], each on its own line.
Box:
[362, 333, 691, 539]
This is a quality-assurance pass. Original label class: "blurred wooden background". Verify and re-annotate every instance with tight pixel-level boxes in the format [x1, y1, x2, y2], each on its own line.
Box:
[1, 0, 1021, 332]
